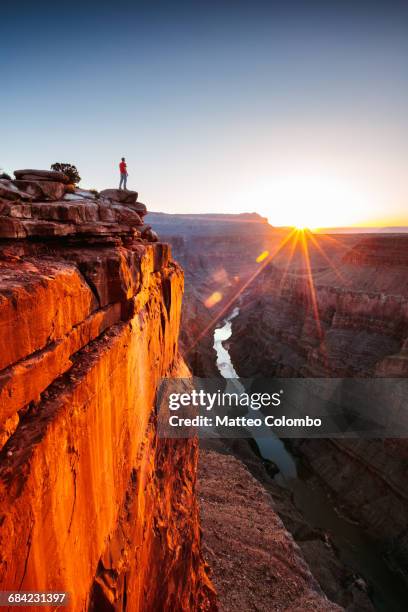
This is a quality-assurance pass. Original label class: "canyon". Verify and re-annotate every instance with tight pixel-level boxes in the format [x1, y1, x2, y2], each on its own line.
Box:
[0, 173, 339, 611]
[150, 213, 408, 611]
[1, 171, 407, 609]
[145, 212, 285, 376]
[227, 232, 408, 581]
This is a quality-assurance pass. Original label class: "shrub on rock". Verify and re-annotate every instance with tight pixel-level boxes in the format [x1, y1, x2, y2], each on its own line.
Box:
[51, 163, 81, 184]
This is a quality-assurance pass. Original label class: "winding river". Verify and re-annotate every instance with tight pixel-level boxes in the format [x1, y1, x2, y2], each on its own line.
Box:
[213, 308, 408, 612]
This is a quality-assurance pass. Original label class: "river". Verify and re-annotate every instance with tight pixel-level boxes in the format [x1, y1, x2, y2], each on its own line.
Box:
[213, 308, 408, 612]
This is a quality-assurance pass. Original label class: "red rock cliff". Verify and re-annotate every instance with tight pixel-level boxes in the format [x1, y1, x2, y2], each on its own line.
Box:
[0, 172, 215, 611]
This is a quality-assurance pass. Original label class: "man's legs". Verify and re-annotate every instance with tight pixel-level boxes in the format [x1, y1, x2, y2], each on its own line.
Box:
[119, 173, 125, 190]
[123, 174, 127, 190]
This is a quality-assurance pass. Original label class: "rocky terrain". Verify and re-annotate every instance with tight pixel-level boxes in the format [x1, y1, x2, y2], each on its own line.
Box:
[198, 448, 341, 612]
[146, 215, 379, 609]
[146, 214, 363, 376]
[0, 172, 348, 611]
[199, 440, 379, 612]
[229, 238, 408, 377]
[147, 213, 408, 609]
[228, 231, 408, 585]
[0, 170, 215, 610]
[145, 212, 285, 375]
[0, 170, 157, 244]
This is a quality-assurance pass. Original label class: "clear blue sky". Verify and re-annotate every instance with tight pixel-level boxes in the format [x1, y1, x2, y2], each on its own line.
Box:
[1, 1, 408, 227]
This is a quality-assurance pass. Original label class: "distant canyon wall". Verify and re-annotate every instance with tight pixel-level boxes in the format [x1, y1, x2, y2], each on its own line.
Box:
[229, 235, 408, 577]
[146, 212, 281, 376]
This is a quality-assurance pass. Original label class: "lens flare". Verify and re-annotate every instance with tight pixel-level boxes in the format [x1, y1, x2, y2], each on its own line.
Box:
[204, 291, 223, 308]
[186, 226, 348, 371]
[256, 250, 269, 263]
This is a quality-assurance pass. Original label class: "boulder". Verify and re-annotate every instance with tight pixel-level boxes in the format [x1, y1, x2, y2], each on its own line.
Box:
[127, 201, 148, 216]
[14, 169, 70, 183]
[0, 180, 32, 201]
[111, 204, 143, 226]
[14, 180, 66, 202]
[142, 228, 159, 243]
[99, 189, 139, 205]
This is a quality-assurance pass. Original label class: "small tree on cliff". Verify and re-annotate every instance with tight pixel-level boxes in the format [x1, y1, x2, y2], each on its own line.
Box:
[51, 163, 81, 184]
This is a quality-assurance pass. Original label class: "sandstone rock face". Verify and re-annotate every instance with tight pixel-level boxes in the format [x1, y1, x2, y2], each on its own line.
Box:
[125, 218, 408, 607]
[0, 174, 150, 243]
[126, 201, 148, 215]
[0, 174, 215, 610]
[99, 188, 139, 204]
[0, 243, 215, 610]
[14, 169, 70, 183]
[98, 189, 147, 217]
[0, 179, 32, 201]
[90, 375, 215, 611]
[14, 179, 66, 201]
[0, 259, 97, 373]
[142, 227, 159, 242]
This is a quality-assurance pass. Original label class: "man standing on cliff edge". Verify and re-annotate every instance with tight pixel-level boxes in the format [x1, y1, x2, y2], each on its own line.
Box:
[119, 157, 128, 190]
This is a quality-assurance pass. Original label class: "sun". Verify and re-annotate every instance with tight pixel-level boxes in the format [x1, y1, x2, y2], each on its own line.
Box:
[246, 173, 369, 229]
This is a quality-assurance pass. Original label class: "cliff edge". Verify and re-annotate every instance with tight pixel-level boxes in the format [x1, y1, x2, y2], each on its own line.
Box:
[0, 171, 215, 610]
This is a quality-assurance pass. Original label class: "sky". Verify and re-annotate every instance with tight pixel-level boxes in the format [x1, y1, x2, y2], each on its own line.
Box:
[1, 0, 407, 228]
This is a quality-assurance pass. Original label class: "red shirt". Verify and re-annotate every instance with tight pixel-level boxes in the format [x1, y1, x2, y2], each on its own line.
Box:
[119, 161, 127, 174]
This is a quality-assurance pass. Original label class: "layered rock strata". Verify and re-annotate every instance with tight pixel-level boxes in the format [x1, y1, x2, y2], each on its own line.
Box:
[0, 171, 152, 242]
[0, 171, 215, 610]
[145, 212, 281, 376]
[228, 234, 408, 580]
